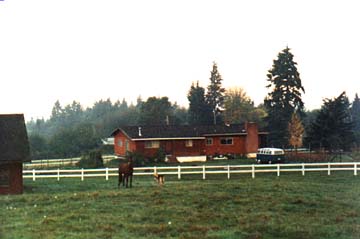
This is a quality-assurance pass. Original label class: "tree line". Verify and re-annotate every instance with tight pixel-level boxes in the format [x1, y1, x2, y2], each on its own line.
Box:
[27, 47, 360, 159]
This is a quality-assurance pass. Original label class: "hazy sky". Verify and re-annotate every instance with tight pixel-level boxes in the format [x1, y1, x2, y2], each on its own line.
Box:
[1, 0, 360, 121]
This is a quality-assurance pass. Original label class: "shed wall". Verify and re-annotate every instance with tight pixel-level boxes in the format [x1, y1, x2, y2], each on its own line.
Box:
[0, 162, 23, 195]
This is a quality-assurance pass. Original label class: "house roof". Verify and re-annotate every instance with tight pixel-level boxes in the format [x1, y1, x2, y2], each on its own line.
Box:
[0, 114, 31, 163]
[111, 124, 250, 140]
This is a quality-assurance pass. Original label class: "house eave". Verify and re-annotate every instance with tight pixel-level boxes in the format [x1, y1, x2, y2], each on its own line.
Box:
[203, 133, 248, 137]
[132, 137, 205, 141]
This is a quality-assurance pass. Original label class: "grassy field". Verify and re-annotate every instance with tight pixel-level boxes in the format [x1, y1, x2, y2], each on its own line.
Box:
[1, 172, 360, 239]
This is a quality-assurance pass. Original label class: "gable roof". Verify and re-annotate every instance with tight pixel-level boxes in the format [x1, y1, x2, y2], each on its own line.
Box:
[111, 124, 248, 140]
[0, 114, 31, 163]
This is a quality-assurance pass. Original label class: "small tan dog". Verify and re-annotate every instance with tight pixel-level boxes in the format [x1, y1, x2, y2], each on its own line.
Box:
[154, 173, 165, 186]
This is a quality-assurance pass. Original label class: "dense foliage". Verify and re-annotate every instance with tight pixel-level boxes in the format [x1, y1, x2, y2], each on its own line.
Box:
[264, 47, 305, 148]
[223, 87, 266, 125]
[307, 92, 354, 151]
[27, 98, 187, 159]
[77, 149, 104, 168]
[187, 81, 213, 125]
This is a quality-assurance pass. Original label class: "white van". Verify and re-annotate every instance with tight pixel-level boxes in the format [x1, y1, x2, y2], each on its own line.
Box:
[256, 148, 285, 164]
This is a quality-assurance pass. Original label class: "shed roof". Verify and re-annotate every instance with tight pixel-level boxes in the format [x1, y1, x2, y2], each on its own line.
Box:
[0, 114, 31, 163]
[111, 124, 249, 140]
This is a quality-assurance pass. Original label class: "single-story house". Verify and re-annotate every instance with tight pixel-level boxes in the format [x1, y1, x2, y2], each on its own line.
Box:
[111, 122, 267, 162]
[0, 114, 31, 194]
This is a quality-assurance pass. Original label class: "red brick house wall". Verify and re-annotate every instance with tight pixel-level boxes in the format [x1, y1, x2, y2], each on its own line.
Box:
[0, 162, 23, 195]
[165, 139, 205, 157]
[204, 136, 246, 156]
[114, 131, 136, 156]
[114, 130, 205, 158]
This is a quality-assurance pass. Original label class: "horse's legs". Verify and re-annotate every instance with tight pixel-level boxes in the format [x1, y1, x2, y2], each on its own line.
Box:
[129, 174, 132, 188]
[118, 173, 122, 188]
[125, 175, 128, 188]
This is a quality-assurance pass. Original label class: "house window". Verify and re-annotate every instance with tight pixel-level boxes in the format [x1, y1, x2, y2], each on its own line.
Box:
[117, 139, 123, 147]
[206, 138, 213, 145]
[0, 168, 10, 187]
[220, 137, 233, 145]
[145, 140, 160, 149]
[185, 140, 193, 147]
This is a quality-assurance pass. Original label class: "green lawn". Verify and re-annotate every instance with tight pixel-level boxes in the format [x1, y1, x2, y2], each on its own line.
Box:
[1, 172, 360, 239]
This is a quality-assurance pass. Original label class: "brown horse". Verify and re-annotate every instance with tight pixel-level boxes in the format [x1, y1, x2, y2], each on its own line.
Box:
[118, 158, 134, 188]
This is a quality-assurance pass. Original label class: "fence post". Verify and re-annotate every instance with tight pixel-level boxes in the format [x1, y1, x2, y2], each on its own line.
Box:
[328, 163, 331, 176]
[154, 166, 157, 175]
[277, 164, 280, 177]
[106, 168, 109, 181]
[302, 163, 305, 176]
[57, 168, 60, 181]
[202, 165, 206, 180]
[354, 163, 357, 176]
[178, 165, 181, 180]
[81, 168, 84, 181]
[227, 165, 230, 179]
[252, 164, 255, 178]
[32, 169, 36, 181]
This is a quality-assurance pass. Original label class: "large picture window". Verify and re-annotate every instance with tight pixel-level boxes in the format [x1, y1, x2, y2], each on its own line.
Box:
[0, 168, 10, 187]
[185, 140, 193, 147]
[145, 140, 160, 149]
[220, 137, 233, 145]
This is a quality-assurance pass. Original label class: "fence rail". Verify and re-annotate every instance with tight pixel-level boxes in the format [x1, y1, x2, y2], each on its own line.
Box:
[22, 162, 360, 181]
[23, 155, 117, 168]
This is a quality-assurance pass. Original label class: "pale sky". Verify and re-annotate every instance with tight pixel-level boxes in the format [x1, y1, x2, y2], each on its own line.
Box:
[1, 0, 360, 121]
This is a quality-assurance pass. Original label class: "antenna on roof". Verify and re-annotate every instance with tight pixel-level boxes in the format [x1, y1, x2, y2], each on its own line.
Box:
[138, 127, 142, 137]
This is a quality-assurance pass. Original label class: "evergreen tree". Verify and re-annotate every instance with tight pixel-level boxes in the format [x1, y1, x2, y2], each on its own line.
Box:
[187, 81, 212, 125]
[50, 100, 64, 122]
[308, 92, 354, 151]
[206, 62, 226, 125]
[351, 93, 360, 146]
[264, 47, 305, 147]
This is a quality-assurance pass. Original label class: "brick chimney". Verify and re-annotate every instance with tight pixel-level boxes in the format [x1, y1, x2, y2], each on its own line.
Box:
[245, 122, 259, 158]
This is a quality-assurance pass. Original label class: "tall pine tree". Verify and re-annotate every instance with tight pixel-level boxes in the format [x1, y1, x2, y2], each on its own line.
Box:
[206, 62, 226, 125]
[264, 47, 305, 147]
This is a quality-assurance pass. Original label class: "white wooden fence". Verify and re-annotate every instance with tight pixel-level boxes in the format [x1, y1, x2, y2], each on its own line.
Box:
[23, 155, 117, 169]
[22, 162, 359, 181]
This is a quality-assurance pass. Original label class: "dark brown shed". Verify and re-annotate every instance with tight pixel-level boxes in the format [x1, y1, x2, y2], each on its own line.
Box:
[0, 114, 30, 194]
